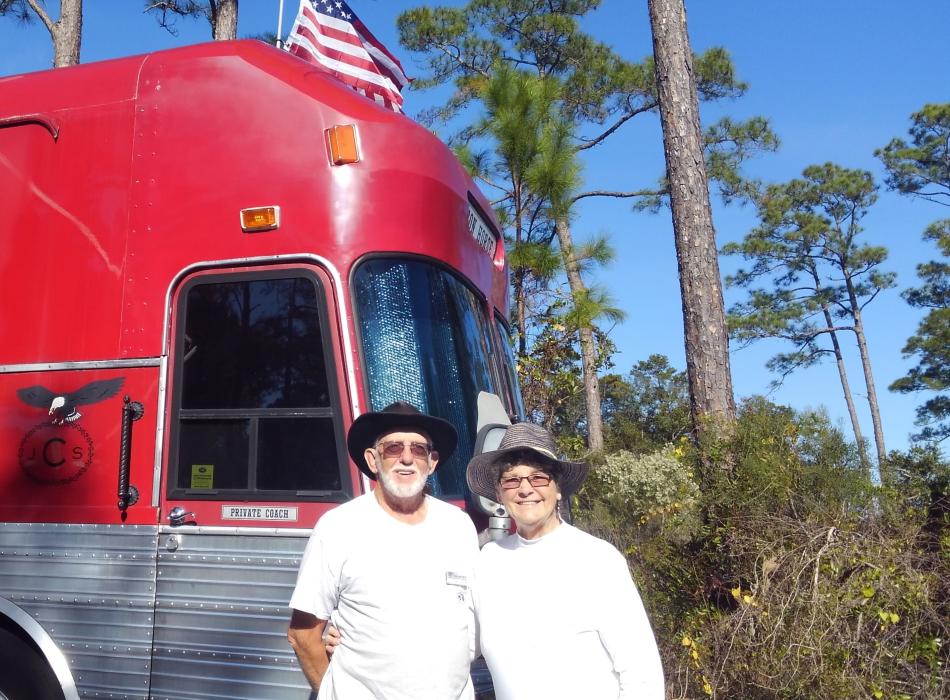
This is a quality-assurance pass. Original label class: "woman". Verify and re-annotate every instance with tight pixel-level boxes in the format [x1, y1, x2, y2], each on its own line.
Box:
[466, 422, 665, 700]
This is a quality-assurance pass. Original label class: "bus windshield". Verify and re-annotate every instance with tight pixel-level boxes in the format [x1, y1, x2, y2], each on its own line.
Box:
[353, 258, 500, 497]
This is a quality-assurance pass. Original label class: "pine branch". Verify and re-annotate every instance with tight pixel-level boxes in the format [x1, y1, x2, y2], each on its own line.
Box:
[24, 0, 54, 32]
[572, 189, 662, 203]
[575, 102, 657, 151]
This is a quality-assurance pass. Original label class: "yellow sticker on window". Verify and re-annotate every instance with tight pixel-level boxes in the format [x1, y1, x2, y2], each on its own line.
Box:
[191, 464, 214, 489]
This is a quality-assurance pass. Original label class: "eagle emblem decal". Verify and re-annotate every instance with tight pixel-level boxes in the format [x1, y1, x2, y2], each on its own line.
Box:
[16, 377, 126, 485]
[17, 377, 125, 425]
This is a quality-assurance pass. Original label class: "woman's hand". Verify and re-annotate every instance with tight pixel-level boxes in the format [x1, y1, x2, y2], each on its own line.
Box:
[323, 624, 341, 657]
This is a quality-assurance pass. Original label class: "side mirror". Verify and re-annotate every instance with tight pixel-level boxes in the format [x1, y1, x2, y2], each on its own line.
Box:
[471, 392, 513, 533]
[472, 423, 509, 517]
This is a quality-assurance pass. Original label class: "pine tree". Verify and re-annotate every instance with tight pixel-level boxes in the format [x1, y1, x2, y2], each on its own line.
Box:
[1, 0, 83, 67]
[724, 164, 895, 470]
[878, 104, 950, 443]
[648, 0, 736, 432]
[399, 0, 771, 443]
[144, 0, 239, 40]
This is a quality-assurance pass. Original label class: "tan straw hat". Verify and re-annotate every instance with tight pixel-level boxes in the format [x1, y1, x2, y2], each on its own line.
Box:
[466, 423, 588, 501]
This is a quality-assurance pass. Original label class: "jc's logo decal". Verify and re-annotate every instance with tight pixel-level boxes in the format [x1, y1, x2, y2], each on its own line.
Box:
[18, 422, 94, 484]
[16, 377, 124, 484]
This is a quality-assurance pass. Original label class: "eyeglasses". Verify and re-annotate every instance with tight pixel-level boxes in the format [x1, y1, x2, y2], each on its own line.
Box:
[499, 473, 553, 490]
[376, 441, 433, 460]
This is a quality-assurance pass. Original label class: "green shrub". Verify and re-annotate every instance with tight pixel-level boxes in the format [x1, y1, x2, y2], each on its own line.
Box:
[586, 446, 700, 524]
[575, 398, 949, 699]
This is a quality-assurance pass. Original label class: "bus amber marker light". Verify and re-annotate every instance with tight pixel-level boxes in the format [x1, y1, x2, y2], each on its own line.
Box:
[240, 206, 280, 233]
[327, 124, 360, 165]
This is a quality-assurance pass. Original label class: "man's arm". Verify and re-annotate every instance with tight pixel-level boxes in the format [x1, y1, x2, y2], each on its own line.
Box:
[288, 609, 331, 693]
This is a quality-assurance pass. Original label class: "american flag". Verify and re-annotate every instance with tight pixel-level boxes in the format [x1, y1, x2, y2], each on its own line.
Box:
[285, 0, 409, 112]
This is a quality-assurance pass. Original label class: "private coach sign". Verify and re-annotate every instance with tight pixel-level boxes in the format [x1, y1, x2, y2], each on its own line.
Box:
[221, 505, 299, 522]
[468, 203, 497, 257]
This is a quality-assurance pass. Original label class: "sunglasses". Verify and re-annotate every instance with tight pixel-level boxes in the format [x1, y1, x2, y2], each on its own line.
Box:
[376, 441, 433, 460]
[498, 473, 553, 490]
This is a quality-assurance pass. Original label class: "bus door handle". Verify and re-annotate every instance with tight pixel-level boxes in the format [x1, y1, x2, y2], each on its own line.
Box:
[117, 395, 144, 521]
[167, 506, 197, 527]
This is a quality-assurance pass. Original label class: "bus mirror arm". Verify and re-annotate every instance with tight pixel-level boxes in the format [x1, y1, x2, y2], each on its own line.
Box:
[117, 395, 144, 522]
[476, 503, 512, 548]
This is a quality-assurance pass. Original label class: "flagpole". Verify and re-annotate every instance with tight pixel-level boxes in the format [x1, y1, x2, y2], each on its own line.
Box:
[276, 0, 286, 49]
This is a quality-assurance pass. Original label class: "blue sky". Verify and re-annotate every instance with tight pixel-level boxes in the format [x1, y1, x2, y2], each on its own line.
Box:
[3, 1, 948, 455]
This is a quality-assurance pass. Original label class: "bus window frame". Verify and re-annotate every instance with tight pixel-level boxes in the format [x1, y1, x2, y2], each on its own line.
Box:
[491, 312, 525, 422]
[348, 253, 504, 499]
[165, 265, 352, 503]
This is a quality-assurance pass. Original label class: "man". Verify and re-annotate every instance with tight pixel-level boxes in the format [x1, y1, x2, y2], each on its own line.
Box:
[287, 401, 478, 699]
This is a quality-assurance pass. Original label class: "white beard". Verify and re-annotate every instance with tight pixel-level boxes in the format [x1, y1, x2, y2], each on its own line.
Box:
[377, 464, 428, 500]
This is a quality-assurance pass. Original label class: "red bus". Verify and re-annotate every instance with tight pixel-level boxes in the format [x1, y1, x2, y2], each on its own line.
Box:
[0, 40, 522, 699]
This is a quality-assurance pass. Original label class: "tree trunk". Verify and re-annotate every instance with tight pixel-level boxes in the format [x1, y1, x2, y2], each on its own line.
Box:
[555, 217, 604, 452]
[820, 302, 871, 472]
[514, 267, 527, 357]
[26, 0, 82, 67]
[647, 0, 736, 432]
[512, 182, 528, 357]
[212, 0, 239, 41]
[849, 294, 887, 470]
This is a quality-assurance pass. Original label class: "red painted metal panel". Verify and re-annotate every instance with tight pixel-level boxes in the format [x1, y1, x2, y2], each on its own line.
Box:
[0, 40, 508, 529]
[0, 367, 159, 525]
[0, 52, 141, 109]
[1, 40, 506, 367]
[0, 100, 134, 363]
[120, 41, 506, 358]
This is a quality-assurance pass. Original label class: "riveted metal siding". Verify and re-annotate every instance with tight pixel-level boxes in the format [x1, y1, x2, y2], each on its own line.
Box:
[0, 523, 158, 699]
[149, 531, 310, 699]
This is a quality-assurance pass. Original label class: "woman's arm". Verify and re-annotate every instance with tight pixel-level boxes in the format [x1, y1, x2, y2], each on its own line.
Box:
[598, 552, 665, 699]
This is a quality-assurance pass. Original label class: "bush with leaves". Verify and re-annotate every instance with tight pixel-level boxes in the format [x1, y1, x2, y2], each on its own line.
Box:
[673, 509, 949, 699]
[602, 354, 692, 454]
[577, 443, 709, 663]
[575, 398, 949, 699]
[582, 445, 700, 539]
[696, 397, 872, 521]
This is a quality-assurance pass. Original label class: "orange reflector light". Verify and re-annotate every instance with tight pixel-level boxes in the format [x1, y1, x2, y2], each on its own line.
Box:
[240, 206, 280, 233]
[326, 124, 360, 165]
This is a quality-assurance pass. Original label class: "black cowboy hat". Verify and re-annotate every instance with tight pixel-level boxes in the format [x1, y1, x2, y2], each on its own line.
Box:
[466, 422, 589, 501]
[347, 401, 458, 480]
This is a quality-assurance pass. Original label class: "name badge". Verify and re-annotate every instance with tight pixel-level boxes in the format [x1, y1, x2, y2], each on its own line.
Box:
[445, 571, 469, 588]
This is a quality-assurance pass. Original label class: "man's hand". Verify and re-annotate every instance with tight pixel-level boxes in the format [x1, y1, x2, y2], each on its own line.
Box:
[288, 610, 331, 692]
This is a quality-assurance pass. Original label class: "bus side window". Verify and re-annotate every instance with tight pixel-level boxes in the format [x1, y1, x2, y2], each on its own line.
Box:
[353, 259, 499, 497]
[168, 271, 350, 500]
[493, 315, 525, 421]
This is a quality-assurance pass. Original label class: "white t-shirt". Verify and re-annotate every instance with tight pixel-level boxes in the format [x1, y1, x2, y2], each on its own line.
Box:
[475, 523, 665, 700]
[289, 492, 479, 700]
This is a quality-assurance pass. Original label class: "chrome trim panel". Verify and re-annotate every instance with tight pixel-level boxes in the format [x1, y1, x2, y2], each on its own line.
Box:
[152, 353, 168, 508]
[0, 358, 161, 374]
[0, 523, 158, 699]
[159, 525, 312, 537]
[151, 531, 311, 699]
[0, 524, 315, 699]
[0, 597, 80, 700]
